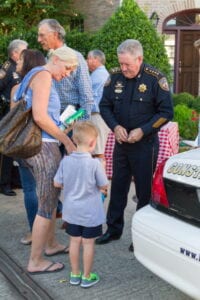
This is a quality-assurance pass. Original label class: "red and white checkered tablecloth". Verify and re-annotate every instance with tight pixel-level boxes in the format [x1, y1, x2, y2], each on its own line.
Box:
[104, 131, 115, 179]
[104, 122, 179, 179]
[156, 121, 179, 168]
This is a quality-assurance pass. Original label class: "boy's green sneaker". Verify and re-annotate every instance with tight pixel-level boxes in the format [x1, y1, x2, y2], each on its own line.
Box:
[81, 272, 100, 288]
[70, 272, 82, 285]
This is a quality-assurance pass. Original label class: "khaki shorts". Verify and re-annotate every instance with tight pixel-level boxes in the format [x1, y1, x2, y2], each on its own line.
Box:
[91, 113, 110, 155]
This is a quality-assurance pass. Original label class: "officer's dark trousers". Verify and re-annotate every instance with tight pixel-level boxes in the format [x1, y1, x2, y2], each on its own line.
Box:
[0, 109, 14, 189]
[107, 135, 159, 236]
[0, 154, 13, 188]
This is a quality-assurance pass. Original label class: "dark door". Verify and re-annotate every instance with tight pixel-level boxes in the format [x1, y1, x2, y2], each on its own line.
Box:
[179, 31, 200, 96]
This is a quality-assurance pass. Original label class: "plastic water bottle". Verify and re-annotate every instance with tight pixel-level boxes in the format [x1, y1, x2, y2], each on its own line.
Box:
[59, 106, 85, 131]
[59, 105, 76, 124]
[64, 108, 85, 126]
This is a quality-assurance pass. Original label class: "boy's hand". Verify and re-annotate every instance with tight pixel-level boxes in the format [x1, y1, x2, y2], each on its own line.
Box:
[99, 188, 108, 196]
[63, 124, 74, 135]
[54, 181, 63, 189]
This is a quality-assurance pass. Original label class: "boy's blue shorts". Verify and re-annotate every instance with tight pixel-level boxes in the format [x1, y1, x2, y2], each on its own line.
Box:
[66, 223, 102, 238]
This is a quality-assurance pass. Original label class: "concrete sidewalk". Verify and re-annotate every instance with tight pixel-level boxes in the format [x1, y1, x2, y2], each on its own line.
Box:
[0, 183, 190, 300]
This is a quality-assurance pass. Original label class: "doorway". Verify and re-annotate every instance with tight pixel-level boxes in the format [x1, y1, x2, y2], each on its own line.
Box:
[163, 10, 200, 96]
[179, 31, 200, 95]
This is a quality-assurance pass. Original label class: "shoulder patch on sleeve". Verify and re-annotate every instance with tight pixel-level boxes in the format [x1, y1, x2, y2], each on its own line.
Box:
[158, 77, 169, 91]
[2, 60, 11, 71]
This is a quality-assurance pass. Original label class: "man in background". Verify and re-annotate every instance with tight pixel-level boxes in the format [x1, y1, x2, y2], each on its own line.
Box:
[0, 39, 28, 196]
[87, 49, 110, 167]
[37, 18, 94, 118]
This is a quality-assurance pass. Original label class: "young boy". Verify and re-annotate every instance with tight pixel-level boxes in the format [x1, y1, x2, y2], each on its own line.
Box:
[54, 121, 108, 288]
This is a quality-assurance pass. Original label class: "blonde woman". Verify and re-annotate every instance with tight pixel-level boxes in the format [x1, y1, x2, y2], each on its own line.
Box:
[13, 47, 78, 274]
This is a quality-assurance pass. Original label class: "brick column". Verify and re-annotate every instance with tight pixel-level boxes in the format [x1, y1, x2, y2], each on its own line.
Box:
[194, 39, 200, 95]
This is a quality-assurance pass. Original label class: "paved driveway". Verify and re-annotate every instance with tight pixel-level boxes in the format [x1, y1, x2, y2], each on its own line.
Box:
[0, 183, 191, 300]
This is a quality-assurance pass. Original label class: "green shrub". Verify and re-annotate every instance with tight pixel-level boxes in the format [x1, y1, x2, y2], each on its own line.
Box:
[66, 31, 94, 57]
[0, 0, 71, 63]
[173, 104, 198, 140]
[192, 96, 200, 113]
[172, 92, 195, 107]
[172, 93, 200, 113]
[89, 0, 171, 79]
[0, 0, 71, 35]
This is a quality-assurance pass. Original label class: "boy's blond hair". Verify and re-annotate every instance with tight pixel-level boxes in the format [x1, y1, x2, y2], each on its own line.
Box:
[72, 121, 98, 146]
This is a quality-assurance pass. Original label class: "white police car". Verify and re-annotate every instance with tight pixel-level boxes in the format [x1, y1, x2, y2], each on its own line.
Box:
[132, 148, 200, 300]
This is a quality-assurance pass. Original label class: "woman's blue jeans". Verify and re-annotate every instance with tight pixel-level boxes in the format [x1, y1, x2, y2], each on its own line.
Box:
[18, 164, 38, 232]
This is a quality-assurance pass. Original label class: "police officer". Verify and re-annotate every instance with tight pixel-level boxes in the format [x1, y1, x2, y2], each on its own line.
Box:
[0, 39, 28, 196]
[96, 39, 174, 249]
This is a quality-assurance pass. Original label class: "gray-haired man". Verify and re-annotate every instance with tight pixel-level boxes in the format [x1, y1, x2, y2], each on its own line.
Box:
[0, 39, 28, 196]
[37, 18, 94, 119]
[87, 49, 110, 164]
[96, 39, 174, 250]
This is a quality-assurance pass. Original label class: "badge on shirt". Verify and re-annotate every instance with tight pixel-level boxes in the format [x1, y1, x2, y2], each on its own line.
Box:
[114, 81, 124, 93]
[138, 84, 147, 93]
[158, 77, 169, 91]
[12, 72, 20, 79]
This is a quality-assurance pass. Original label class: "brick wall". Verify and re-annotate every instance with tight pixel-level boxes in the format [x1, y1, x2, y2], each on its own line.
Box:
[72, 0, 200, 32]
[135, 0, 199, 32]
[72, 0, 121, 32]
